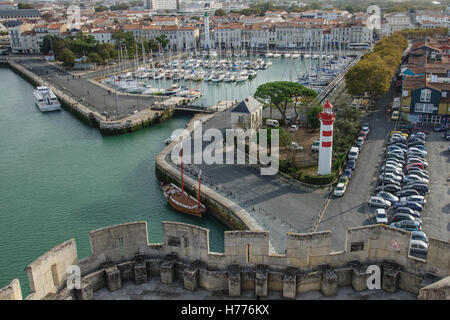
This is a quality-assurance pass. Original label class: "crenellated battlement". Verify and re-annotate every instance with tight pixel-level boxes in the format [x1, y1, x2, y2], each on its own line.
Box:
[1, 221, 449, 300]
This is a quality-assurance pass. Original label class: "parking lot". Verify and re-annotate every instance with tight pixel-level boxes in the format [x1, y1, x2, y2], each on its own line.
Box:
[317, 84, 449, 252]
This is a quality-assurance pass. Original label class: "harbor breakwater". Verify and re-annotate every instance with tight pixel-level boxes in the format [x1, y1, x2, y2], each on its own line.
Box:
[0, 59, 186, 135]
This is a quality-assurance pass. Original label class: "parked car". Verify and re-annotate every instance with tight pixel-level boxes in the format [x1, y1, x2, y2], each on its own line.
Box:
[408, 148, 427, 156]
[287, 141, 304, 151]
[390, 220, 421, 231]
[394, 201, 423, 211]
[388, 149, 405, 157]
[356, 136, 364, 146]
[383, 168, 404, 177]
[375, 208, 388, 224]
[395, 188, 420, 197]
[391, 110, 400, 121]
[386, 154, 405, 162]
[338, 176, 349, 187]
[407, 170, 429, 179]
[411, 231, 429, 244]
[409, 240, 428, 254]
[406, 158, 428, 168]
[376, 184, 401, 194]
[400, 195, 426, 205]
[312, 140, 320, 152]
[387, 146, 406, 153]
[343, 168, 353, 180]
[403, 183, 429, 194]
[348, 147, 359, 160]
[433, 124, 448, 132]
[289, 125, 299, 132]
[407, 152, 426, 160]
[445, 130, 450, 141]
[396, 206, 421, 218]
[384, 160, 403, 168]
[382, 163, 403, 171]
[378, 178, 401, 186]
[404, 175, 429, 185]
[408, 141, 425, 148]
[408, 144, 426, 151]
[410, 128, 428, 134]
[377, 191, 399, 203]
[379, 172, 402, 182]
[392, 213, 421, 224]
[368, 196, 391, 208]
[406, 167, 429, 175]
[361, 123, 370, 133]
[347, 159, 356, 170]
[333, 183, 347, 197]
[406, 163, 424, 170]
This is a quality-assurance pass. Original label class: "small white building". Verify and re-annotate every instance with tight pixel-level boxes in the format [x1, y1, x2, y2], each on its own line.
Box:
[230, 96, 263, 130]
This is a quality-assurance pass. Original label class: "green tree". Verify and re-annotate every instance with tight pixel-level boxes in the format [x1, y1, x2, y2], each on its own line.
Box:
[88, 52, 103, 65]
[255, 81, 317, 122]
[306, 105, 322, 129]
[59, 48, 75, 67]
[155, 34, 169, 49]
[18, 3, 34, 9]
[214, 8, 226, 16]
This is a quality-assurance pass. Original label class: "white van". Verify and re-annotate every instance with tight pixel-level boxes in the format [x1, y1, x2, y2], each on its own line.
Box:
[266, 119, 279, 127]
[348, 147, 359, 160]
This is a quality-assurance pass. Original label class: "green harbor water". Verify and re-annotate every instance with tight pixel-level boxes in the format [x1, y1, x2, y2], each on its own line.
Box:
[0, 67, 228, 296]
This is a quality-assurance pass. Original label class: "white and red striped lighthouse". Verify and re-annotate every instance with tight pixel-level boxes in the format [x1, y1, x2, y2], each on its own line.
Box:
[317, 100, 336, 175]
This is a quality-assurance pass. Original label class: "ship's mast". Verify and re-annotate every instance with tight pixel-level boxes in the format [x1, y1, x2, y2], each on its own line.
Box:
[197, 169, 202, 208]
[180, 147, 184, 193]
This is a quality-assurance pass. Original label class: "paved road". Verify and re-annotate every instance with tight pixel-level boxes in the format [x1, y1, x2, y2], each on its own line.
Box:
[317, 87, 395, 250]
[14, 58, 162, 120]
[421, 131, 450, 242]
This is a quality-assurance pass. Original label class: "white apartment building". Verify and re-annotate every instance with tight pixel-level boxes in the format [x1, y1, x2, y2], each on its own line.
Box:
[382, 13, 413, 37]
[161, 25, 199, 51]
[5, 20, 38, 53]
[151, 0, 177, 11]
[214, 24, 242, 49]
[90, 29, 117, 44]
[331, 22, 373, 47]
[124, 24, 161, 41]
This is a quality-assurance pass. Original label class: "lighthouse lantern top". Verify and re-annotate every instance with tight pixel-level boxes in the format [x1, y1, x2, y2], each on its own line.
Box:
[323, 100, 333, 113]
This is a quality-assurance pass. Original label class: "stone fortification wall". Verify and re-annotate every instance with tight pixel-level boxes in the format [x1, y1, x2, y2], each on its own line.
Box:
[0, 279, 22, 300]
[24, 239, 78, 300]
[2, 221, 449, 300]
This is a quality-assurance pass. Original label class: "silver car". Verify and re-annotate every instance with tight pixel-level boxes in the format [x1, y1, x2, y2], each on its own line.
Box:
[410, 240, 428, 254]
[368, 196, 391, 208]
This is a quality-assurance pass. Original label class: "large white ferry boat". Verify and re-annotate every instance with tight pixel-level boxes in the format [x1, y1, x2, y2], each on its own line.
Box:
[33, 86, 61, 112]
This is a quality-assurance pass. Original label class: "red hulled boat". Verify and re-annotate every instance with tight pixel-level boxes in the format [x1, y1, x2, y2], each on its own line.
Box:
[161, 147, 206, 217]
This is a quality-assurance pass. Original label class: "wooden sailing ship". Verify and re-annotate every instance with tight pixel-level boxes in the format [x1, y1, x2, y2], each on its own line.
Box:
[161, 147, 206, 217]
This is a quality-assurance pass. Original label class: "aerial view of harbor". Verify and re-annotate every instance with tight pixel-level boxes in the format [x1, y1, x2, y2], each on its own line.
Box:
[0, 0, 449, 307]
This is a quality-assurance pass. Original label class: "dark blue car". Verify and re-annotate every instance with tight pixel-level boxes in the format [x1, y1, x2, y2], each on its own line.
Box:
[433, 124, 448, 132]
[394, 201, 423, 211]
[347, 159, 356, 170]
[404, 183, 429, 194]
[343, 168, 353, 179]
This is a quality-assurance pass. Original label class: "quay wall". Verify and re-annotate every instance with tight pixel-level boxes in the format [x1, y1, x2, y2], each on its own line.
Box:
[0, 59, 183, 135]
[2, 221, 449, 300]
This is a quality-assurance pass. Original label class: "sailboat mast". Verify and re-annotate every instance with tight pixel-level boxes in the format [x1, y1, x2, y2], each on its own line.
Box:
[197, 170, 202, 208]
[180, 147, 184, 193]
